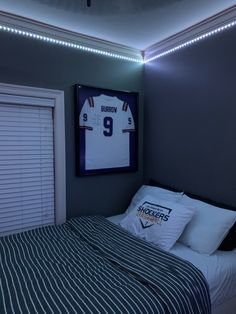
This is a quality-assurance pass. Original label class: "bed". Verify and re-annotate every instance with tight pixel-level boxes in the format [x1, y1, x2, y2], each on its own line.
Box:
[0, 215, 211, 314]
[1, 184, 235, 314]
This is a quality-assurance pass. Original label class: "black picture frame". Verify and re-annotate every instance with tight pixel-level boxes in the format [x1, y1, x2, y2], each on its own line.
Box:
[75, 84, 138, 176]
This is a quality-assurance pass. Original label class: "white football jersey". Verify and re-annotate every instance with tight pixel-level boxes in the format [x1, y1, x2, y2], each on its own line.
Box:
[79, 94, 135, 170]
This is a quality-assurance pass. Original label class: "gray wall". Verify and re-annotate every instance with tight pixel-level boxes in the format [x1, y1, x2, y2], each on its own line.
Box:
[0, 31, 144, 218]
[144, 27, 236, 207]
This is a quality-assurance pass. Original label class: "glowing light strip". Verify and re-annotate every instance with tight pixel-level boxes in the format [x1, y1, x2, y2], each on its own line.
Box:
[0, 24, 143, 63]
[145, 20, 236, 63]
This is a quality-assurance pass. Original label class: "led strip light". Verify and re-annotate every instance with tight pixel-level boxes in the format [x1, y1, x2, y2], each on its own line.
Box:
[144, 20, 236, 63]
[0, 24, 143, 63]
[0, 19, 235, 64]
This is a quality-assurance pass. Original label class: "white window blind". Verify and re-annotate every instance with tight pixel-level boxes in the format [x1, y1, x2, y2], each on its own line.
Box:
[0, 103, 55, 236]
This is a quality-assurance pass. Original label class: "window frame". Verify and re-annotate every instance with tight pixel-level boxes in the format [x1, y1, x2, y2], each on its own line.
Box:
[0, 82, 66, 225]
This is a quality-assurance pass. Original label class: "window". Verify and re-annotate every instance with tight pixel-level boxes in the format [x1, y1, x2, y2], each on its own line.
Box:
[0, 83, 66, 236]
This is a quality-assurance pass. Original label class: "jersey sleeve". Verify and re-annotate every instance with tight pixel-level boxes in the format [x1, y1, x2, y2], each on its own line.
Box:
[122, 102, 135, 132]
[79, 97, 93, 130]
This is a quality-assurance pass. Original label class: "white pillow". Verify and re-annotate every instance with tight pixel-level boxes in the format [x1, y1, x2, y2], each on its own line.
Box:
[120, 195, 194, 251]
[179, 195, 236, 255]
[126, 185, 183, 214]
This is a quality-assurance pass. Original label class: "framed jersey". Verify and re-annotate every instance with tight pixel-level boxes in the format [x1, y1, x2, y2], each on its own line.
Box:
[75, 84, 138, 176]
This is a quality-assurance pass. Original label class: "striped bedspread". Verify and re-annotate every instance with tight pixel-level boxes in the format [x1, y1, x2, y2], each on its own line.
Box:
[0, 216, 211, 314]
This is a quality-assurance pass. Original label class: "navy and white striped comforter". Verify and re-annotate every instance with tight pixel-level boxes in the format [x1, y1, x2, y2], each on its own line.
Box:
[0, 216, 211, 314]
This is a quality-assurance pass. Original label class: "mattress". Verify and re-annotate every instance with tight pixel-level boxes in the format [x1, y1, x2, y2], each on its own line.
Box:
[107, 214, 236, 307]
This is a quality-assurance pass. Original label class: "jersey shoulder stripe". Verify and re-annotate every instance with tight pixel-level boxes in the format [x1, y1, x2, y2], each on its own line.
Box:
[80, 126, 93, 130]
[88, 97, 94, 107]
[122, 102, 128, 112]
[123, 128, 135, 133]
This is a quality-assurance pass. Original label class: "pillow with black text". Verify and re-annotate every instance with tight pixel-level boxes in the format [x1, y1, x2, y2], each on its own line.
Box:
[120, 196, 194, 251]
[125, 185, 183, 214]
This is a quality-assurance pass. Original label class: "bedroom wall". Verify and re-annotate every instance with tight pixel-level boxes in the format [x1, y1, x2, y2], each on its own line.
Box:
[0, 31, 144, 218]
[144, 26, 236, 207]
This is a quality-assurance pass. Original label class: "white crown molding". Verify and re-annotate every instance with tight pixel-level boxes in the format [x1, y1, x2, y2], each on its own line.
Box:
[0, 11, 143, 62]
[0, 6, 235, 63]
[144, 5, 236, 62]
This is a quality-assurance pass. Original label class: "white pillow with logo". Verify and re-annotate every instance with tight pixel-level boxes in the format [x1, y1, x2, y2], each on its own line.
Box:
[120, 195, 194, 251]
[125, 185, 183, 214]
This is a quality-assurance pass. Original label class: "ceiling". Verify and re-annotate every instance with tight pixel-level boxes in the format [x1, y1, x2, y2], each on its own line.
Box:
[0, 0, 235, 50]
